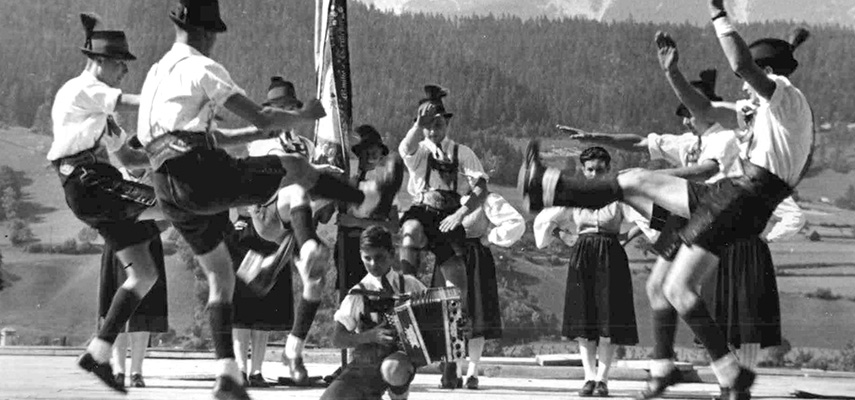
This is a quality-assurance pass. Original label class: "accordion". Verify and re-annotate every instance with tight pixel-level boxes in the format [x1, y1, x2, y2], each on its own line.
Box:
[384, 287, 467, 367]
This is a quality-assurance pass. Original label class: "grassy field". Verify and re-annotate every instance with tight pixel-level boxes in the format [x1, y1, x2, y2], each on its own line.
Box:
[2, 126, 855, 351]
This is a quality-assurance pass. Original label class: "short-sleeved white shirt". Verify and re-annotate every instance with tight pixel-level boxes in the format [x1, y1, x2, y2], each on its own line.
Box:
[647, 124, 743, 183]
[136, 42, 246, 146]
[745, 74, 813, 187]
[400, 137, 486, 198]
[334, 269, 427, 332]
[47, 70, 125, 161]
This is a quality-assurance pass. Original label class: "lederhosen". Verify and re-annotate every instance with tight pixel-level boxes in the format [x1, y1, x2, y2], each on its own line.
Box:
[401, 144, 466, 265]
[54, 124, 159, 251]
[322, 275, 413, 400]
[143, 56, 287, 256]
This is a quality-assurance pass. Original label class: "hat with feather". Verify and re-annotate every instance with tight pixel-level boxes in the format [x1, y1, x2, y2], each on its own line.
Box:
[79, 13, 136, 60]
[748, 27, 810, 77]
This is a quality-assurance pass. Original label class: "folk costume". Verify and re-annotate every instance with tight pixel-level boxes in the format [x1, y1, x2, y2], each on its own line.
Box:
[321, 269, 426, 400]
[50, 13, 158, 393]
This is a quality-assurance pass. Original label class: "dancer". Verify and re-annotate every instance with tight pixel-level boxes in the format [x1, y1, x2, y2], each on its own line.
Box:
[519, 13, 812, 399]
[534, 147, 654, 397]
[320, 225, 426, 400]
[48, 13, 161, 393]
[434, 174, 525, 389]
[228, 212, 293, 388]
[135, 1, 403, 398]
[398, 84, 487, 387]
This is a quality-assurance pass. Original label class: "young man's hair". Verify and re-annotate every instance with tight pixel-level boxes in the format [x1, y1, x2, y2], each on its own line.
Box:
[360, 225, 394, 252]
[579, 146, 611, 166]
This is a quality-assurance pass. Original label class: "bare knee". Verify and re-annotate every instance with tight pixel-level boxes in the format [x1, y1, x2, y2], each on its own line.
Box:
[401, 220, 425, 248]
[662, 275, 696, 313]
[278, 155, 318, 187]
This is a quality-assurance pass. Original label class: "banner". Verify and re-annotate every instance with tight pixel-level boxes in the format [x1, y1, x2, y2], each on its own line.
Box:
[313, 0, 352, 176]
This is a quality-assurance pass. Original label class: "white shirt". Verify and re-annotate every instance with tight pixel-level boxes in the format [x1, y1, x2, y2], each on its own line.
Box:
[745, 74, 813, 187]
[461, 192, 525, 247]
[334, 269, 427, 332]
[647, 124, 743, 183]
[533, 202, 658, 249]
[136, 42, 246, 146]
[401, 137, 487, 198]
[47, 70, 125, 160]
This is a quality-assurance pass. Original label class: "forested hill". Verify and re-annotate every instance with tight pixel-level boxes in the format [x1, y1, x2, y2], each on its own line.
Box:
[3, 1, 855, 182]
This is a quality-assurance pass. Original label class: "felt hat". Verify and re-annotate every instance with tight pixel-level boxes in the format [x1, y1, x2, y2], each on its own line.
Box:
[351, 124, 389, 156]
[676, 69, 723, 118]
[79, 13, 136, 60]
[262, 76, 303, 109]
[418, 84, 453, 119]
[748, 28, 810, 77]
[169, 0, 227, 33]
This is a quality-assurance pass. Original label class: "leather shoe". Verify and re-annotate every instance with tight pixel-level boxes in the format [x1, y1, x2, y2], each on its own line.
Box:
[284, 355, 309, 386]
[518, 139, 546, 212]
[439, 362, 461, 389]
[247, 373, 270, 388]
[113, 373, 125, 388]
[579, 380, 596, 397]
[722, 367, 755, 400]
[636, 367, 683, 399]
[594, 381, 609, 397]
[77, 352, 127, 394]
[130, 373, 145, 388]
[464, 376, 479, 390]
[356, 155, 404, 218]
[212, 375, 251, 400]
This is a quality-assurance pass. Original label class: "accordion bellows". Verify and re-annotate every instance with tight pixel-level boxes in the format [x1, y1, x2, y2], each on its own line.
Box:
[386, 287, 467, 367]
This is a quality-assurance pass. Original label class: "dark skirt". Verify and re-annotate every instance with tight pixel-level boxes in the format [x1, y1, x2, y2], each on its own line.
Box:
[98, 223, 169, 333]
[706, 236, 782, 348]
[563, 233, 638, 345]
[227, 216, 294, 331]
[430, 238, 502, 340]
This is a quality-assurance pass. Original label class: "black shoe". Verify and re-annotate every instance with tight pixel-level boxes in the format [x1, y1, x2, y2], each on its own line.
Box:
[595, 381, 609, 397]
[212, 375, 251, 400]
[464, 376, 479, 390]
[113, 373, 125, 389]
[723, 368, 755, 400]
[518, 139, 546, 212]
[77, 353, 127, 394]
[439, 362, 461, 389]
[283, 355, 309, 386]
[130, 373, 145, 388]
[247, 373, 270, 388]
[636, 368, 683, 399]
[579, 380, 596, 397]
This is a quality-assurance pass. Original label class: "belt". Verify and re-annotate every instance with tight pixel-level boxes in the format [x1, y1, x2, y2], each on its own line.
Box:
[52, 148, 110, 180]
[145, 131, 218, 171]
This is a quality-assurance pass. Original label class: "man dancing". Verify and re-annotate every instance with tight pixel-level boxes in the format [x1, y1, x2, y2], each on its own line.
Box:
[135, 1, 403, 398]
[519, 2, 812, 398]
[48, 13, 160, 394]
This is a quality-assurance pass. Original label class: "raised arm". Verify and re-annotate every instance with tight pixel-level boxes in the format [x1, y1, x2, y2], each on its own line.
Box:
[655, 31, 738, 129]
[400, 102, 438, 156]
[707, 0, 776, 100]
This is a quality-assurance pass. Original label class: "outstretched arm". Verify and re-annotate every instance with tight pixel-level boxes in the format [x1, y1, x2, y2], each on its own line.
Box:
[655, 31, 738, 129]
[223, 93, 325, 132]
[558, 125, 648, 152]
[707, 0, 776, 100]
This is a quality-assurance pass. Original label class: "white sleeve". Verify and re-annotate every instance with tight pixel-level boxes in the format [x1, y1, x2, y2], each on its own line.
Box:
[533, 207, 574, 249]
[621, 203, 660, 242]
[197, 61, 246, 106]
[401, 142, 428, 171]
[82, 83, 122, 115]
[483, 194, 525, 247]
[766, 197, 805, 242]
[647, 132, 694, 166]
[333, 293, 364, 332]
[458, 145, 487, 181]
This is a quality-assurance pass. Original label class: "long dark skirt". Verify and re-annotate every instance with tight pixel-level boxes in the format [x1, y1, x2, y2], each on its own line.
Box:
[98, 223, 169, 333]
[563, 233, 637, 345]
[227, 216, 294, 331]
[431, 238, 502, 340]
[707, 236, 782, 349]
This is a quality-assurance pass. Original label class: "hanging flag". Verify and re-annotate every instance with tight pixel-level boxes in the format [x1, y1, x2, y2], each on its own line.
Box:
[313, 0, 352, 176]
